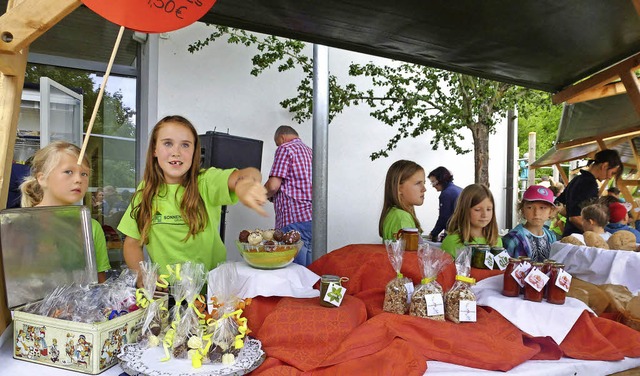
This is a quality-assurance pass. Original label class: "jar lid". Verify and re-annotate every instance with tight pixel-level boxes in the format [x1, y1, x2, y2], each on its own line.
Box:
[321, 274, 341, 282]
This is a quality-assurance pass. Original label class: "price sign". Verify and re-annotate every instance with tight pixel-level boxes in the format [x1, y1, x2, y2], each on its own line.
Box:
[82, 0, 218, 33]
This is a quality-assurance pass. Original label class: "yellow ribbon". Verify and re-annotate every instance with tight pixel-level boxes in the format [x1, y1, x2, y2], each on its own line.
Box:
[161, 321, 177, 362]
[191, 332, 213, 368]
[188, 299, 207, 326]
[136, 288, 152, 309]
[455, 275, 476, 285]
[220, 309, 248, 350]
[421, 276, 436, 284]
[156, 273, 169, 289]
[166, 264, 182, 280]
[396, 272, 404, 279]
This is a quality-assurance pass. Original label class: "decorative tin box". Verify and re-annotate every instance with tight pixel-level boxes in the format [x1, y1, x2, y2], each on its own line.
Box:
[1, 206, 155, 374]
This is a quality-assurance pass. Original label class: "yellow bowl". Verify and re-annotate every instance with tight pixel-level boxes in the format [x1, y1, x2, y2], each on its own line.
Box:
[235, 240, 303, 269]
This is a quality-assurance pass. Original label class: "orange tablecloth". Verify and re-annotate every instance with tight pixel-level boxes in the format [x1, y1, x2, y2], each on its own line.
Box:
[243, 244, 640, 375]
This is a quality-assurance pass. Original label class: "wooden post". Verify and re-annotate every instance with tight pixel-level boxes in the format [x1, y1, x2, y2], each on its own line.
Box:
[527, 132, 536, 187]
[0, 0, 79, 337]
[0, 1, 28, 337]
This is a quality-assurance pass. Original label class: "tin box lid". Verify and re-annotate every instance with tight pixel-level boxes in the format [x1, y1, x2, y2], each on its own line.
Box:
[0, 205, 97, 309]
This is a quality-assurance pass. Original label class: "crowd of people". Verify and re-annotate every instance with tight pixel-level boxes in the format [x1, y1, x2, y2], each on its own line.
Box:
[380, 149, 640, 262]
[11, 115, 639, 284]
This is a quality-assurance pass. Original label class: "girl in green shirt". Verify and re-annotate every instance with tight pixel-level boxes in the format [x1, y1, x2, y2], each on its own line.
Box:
[378, 160, 426, 240]
[441, 184, 502, 258]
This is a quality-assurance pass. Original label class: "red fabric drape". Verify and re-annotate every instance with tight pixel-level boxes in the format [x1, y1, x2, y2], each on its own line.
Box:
[241, 244, 640, 375]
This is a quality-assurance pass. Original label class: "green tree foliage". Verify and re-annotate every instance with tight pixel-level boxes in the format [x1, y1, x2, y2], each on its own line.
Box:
[517, 100, 562, 178]
[190, 26, 548, 184]
[24, 64, 136, 188]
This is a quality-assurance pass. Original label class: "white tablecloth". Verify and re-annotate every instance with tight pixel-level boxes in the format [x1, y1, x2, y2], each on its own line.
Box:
[550, 242, 640, 294]
[3, 322, 640, 376]
[473, 275, 592, 344]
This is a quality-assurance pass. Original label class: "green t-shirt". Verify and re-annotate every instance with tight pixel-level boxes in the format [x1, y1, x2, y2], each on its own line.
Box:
[118, 168, 237, 275]
[440, 233, 503, 259]
[382, 207, 417, 240]
[91, 218, 111, 273]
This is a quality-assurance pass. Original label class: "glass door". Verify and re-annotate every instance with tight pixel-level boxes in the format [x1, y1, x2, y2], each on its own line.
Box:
[39, 77, 83, 148]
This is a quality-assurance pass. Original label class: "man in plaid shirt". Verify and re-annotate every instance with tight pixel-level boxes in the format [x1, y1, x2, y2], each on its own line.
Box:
[265, 126, 313, 266]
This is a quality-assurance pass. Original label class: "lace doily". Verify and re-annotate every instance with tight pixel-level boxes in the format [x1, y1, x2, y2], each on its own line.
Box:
[118, 338, 264, 376]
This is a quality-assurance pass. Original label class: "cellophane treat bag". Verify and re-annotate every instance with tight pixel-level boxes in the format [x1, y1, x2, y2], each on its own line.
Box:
[136, 261, 164, 347]
[444, 247, 477, 323]
[383, 239, 413, 314]
[206, 262, 251, 365]
[409, 243, 452, 320]
[170, 262, 207, 360]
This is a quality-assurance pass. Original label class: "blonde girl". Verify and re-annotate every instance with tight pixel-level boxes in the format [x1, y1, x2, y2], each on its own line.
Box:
[378, 160, 426, 240]
[118, 115, 267, 283]
[441, 184, 501, 259]
[20, 141, 111, 282]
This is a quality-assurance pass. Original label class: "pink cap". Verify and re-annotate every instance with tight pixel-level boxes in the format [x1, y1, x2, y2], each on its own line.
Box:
[522, 185, 554, 205]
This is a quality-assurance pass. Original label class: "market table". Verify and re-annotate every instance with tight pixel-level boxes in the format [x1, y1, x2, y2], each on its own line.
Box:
[243, 244, 640, 375]
[2, 243, 640, 375]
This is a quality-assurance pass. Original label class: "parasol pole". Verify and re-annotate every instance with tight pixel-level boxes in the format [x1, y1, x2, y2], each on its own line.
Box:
[77, 25, 125, 164]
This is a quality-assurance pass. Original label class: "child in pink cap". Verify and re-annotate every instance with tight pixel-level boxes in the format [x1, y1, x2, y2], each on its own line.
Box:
[502, 185, 558, 262]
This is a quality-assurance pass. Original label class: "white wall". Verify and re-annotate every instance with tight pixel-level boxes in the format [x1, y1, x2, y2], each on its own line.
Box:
[154, 23, 512, 261]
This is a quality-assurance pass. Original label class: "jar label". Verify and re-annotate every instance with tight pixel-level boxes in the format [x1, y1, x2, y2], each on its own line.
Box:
[424, 293, 444, 316]
[484, 252, 495, 269]
[555, 269, 572, 292]
[404, 282, 415, 304]
[493, 251, 510, 270]
[524, 268, 549, 292]
[512, 261, 531, 287]
[458, 300, 477, 322]
[322, 282, 346, 307]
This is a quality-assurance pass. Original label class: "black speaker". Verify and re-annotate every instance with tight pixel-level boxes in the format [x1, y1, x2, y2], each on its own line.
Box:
[199, 131, 263, 170]
[198, 131, 264, 242]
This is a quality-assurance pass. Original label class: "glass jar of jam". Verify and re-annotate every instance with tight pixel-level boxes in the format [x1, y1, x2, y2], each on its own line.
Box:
[320, 275, 342, 307]
[547, 263, 567, 305]
[502, 258, 521, 297]
[471, 245, 491, 269]
[542, 259, 555, 297]
[517, 257, 532, 294]
[524, 262, 544, 302]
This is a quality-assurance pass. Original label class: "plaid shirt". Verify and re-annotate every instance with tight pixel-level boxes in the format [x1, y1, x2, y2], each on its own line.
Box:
[269, 138, 313, 228]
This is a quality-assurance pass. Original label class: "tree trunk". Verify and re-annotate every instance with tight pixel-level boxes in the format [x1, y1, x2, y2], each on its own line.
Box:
[470, 122, 490, 186]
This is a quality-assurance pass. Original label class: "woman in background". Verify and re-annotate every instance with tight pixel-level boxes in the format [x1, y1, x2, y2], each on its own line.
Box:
[427, 166, 462, 241]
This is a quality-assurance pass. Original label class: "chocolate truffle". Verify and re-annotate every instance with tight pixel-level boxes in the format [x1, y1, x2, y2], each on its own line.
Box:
[238, 230, 250, 243]
[273, 228, 284, 242]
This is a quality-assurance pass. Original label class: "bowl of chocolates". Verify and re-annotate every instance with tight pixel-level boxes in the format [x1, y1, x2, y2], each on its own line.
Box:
[236, 228, 303, 269]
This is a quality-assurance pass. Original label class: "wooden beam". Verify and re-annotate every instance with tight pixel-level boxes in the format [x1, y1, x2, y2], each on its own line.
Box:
[552, 52, 640, 104]
[555, 163, 568, 185]
[596, 138, 607, 150]
[619, 69, 640, 116]
[566, 81, 627, 104]
[555, 130, 640, 150]
[0, 0, 80, 54]
[634, 0, 640, 17]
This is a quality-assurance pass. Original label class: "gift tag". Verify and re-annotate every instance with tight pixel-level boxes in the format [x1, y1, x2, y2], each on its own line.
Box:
[459, 300, 477, 322]
[322, 282, 346, 307]
[555, 269, 572, 292]
[493, 251, 510, 270]
[524, 268, 549, 292]
[425, 293, 444, 317]
[484, 251, 495, 269]
[511, 261, 531, 288]
[404, 282, 415, 304]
